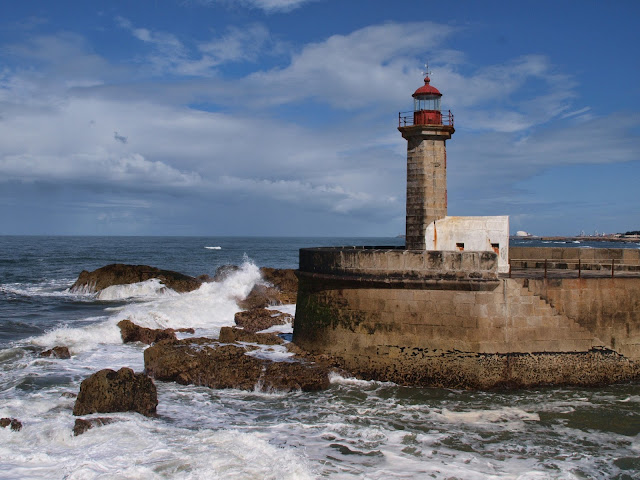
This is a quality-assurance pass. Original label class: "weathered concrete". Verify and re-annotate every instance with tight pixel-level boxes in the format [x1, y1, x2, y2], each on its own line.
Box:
[293, 247, 640, 389]
[425, 216, 510, 273]
[518, 277, 640, 361]
[399, 124, 454, 250]
[299, 247, 498, 289]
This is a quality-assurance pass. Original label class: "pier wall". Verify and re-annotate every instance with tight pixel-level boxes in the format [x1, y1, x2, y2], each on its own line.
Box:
[510, 246, 640, 271]
[293, 247, 640, 389]
[519, 277, 640, 360]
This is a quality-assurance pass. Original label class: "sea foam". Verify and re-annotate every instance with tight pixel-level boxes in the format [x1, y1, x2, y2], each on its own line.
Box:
[97, 278, 177, 301]
[117, 260, 261, 333]
[28, 260, 263, 353]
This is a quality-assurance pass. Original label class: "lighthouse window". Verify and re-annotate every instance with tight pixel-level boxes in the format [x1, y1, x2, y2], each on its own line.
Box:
[456, 243, 465, 251]
[414, 97, 441, 112]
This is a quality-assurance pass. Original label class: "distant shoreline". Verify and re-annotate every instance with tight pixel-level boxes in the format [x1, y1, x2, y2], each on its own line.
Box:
[514, 236, 640, 244]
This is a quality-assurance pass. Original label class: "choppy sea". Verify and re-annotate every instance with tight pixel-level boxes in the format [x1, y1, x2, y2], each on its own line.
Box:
[0, 236, 638, 479]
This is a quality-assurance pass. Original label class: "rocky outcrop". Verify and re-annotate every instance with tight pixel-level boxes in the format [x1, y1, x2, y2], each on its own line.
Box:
[262, 362, 330, 392]
[144, 338, 330, 393]
[260, 268, 298, 304]
[117, 319, 177, 344]
[0, 418, 22, 431]
[212, 264, 241, 282]
[197, 274, 213, 283]
[70, 264, 202, 294]
[234, 308, 292, 333]
[145, 340, 264, 390]
[73, 368, 158, 417]
[218, 326, 284, 345]
[40, 346, 71, 359]
[237, 284, 282, 309]
[73, 417, 114, 436]
[226, 267, 298, 309]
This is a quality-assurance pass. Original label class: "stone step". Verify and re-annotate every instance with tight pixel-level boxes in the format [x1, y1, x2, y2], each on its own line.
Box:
[512, 280, 605, 347]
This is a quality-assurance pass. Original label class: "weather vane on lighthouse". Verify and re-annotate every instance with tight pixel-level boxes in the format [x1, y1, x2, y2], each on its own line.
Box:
[421, 62, 431, 79]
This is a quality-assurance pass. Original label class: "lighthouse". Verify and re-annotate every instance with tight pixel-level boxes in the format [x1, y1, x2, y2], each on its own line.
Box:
[398, 72, 509, 270]
[398, 73, 455, 250]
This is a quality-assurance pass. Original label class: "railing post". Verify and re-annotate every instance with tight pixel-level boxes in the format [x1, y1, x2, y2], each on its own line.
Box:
[578, 258, 581, 278]
[544, 258, 547, 279]
[612, 259, 615, 278]
[508, 259, 512, 278]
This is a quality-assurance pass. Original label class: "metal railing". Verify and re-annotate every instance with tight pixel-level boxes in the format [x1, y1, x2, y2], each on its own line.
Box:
[398, 110, 454, 127]
[508, 258, 640, 278]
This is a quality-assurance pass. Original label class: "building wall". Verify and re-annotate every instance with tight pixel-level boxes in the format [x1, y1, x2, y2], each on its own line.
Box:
[293, 247, 640, 389]
[425, 216, 510, 273]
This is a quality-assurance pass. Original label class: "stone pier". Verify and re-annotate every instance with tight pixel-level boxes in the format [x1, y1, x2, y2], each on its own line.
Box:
[293, 247, 640, 389]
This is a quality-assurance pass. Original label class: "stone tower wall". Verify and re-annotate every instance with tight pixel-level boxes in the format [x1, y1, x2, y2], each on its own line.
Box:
[406, 138, 447, 249]
[399, 125, 454, 250]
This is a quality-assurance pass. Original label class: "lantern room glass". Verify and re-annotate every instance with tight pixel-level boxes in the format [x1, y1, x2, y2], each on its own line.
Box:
[414, 95, 441, 112]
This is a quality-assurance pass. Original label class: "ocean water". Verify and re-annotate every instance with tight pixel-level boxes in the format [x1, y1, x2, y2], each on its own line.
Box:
[0, 236, 638, 480]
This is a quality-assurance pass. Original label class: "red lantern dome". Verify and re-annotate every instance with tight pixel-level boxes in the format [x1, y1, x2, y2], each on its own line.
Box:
[412, 76, 442, 125]
[412, 76, 442, 98]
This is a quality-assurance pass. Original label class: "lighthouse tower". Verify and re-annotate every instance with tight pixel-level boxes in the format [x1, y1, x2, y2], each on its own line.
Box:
[398, 74, 454, 250]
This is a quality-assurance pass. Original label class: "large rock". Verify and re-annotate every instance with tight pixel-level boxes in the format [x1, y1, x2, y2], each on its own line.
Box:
[219, 326, 284, 345]
[144, 338, 330, 393]
[40, 346, 71, 359]
[237, 284, 282, 309]
[260, 268, 298, 304]
[144, 339, 264, 390]
[117, 319, 177, 344]
[73, 367, 158, 417]
[70, 264, 202, 294]
[234, 308, 292, 333]
[212, 264, 241, 282]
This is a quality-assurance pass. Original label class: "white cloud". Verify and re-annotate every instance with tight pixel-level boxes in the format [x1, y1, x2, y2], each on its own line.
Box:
[1, 19, 637, 236]
[448, 112, 640, 199]
[244, 0, 315, 11]
[199, 24, 273, 64]
[560, 106, 592, 119]
[235, 25, 576, 137]
[3, 32, 118, 84]
[0, 151, 202, 188]
[194, 0, 316, 13]
[116, 17, 279, 77]
[217, 175, 398, 215]
[426, 55, 578, 132]
[245, 22, 458, 108]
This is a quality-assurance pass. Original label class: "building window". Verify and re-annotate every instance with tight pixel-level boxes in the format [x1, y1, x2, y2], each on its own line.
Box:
[456, 242, 464, 251]
[491, 243, 500, 255]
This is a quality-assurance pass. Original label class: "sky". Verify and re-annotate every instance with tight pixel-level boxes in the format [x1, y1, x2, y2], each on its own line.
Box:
[0, 0, 638, 237]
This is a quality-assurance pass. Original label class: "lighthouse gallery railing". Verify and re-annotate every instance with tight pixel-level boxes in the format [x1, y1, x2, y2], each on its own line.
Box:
[398, 110, 454, 127]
